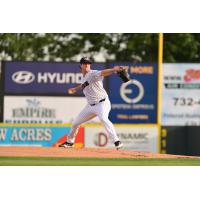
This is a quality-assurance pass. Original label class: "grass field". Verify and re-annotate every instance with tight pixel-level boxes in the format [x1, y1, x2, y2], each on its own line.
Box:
[0, 156, 200, 166]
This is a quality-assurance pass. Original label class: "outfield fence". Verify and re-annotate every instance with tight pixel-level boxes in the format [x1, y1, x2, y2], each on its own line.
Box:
[0, 61, 200, 155]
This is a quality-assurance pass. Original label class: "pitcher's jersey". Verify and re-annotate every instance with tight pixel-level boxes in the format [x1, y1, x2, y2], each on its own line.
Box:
[81, 70, 108, 104]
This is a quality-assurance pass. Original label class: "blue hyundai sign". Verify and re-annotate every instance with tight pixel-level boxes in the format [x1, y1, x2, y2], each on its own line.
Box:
[3, 61, 105, 95]
[108, 63, 158, 124]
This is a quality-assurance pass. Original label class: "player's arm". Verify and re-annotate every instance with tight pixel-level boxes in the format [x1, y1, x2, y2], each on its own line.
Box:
[101, 66, 124, 77]
[68, 84, 82, 94]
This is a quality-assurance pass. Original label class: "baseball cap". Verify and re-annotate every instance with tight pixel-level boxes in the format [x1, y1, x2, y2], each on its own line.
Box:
[80, 57, 92, 64]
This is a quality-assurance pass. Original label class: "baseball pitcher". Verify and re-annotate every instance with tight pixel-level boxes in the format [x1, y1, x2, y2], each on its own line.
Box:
[59, 57, 130, 150]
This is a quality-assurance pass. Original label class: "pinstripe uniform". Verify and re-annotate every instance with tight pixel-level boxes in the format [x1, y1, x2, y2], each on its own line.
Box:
[67, 70, 119, 144]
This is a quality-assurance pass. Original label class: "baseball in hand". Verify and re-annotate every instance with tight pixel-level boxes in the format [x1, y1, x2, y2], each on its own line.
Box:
[68, 88, 76, 94]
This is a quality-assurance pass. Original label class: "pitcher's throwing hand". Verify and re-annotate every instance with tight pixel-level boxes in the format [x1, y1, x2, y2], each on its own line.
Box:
[68, 88, 77, 94]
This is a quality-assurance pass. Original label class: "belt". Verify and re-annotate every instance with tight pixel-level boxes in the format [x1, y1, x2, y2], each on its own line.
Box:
[90, 98, 106, 106]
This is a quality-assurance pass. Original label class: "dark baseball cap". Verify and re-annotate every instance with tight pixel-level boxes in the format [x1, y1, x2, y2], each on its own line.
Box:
[80, 57, 92, 64]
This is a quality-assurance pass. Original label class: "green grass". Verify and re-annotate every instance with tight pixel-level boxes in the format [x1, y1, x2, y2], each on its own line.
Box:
[0, 156, 200, 166]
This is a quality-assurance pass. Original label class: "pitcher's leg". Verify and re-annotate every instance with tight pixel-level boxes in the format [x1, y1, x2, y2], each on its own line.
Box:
[68, 105, 96, 143]
[98, 116, 119, 143]
[95, 99, 119, 142]
[96, 99, 123, 149]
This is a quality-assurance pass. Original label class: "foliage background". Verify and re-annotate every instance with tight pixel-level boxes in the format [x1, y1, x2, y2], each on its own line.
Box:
[1, 33, 199, 63]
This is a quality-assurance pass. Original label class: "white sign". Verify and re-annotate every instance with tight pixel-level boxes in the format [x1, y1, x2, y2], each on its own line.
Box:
[162, 64, 200, 126]
[84, 126, 159, 153]
[4, 96, 100, 124]
[12, 71, 35, 84]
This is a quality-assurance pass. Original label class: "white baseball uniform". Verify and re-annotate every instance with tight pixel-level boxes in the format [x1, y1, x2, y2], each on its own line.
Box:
[67, 70, 119, 144]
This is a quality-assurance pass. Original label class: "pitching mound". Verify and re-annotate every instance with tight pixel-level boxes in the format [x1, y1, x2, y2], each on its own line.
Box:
[0, 146, 198, 159]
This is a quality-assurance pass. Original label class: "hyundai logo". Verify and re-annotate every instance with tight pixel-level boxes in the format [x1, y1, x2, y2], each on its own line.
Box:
[12, 71, 35, 84]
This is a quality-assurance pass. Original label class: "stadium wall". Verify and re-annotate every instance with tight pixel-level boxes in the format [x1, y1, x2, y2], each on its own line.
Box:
[1, 61, 200, 155]
[0, 123, 160, 153]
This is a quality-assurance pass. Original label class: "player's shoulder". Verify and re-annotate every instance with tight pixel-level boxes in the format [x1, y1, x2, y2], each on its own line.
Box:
[88, 70, 99, 75]
[89, 70, 99, 73]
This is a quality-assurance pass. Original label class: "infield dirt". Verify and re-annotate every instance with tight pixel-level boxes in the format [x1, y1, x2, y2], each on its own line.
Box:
[0, 147, 198, 159]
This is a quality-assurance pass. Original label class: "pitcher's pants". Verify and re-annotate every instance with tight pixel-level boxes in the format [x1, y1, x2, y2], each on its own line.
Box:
[67, 98, 119, 144]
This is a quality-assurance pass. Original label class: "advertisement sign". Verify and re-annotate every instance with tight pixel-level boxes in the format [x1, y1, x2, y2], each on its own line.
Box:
[4, 96, 99, 124]
[3, 61, 105, 95]
[0, 124, 84, 147]
[108, 63, 158, 124]
[162, 64, 200, 126]
[84, 125, 159, 153]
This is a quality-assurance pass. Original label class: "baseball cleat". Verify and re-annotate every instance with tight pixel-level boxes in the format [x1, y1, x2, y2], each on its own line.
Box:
[58, 142, 74, 148]
[114, 141, 123, 150]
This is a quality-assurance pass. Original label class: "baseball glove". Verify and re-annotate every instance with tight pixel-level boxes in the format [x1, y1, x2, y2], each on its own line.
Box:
[117, 69, 131, 83]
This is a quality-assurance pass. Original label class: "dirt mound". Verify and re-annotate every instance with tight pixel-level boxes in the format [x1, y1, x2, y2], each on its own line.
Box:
[0, 147, 198, 159]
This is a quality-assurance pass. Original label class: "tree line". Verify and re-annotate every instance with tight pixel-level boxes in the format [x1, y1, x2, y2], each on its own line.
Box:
[0, 33, 200, 63]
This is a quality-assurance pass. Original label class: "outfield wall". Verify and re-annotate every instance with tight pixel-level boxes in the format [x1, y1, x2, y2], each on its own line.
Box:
[160, 63, 200, 156]
[84, 124, 159, 152]
[0, 124, 160, 153]
[162, 63, 200, 126]
[0, 124, 84, 148]
[0, 61, 158, 125]
[0, 61, 160, 153]
[160, 126, 200, 156]
[1, 62, 200, 155]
